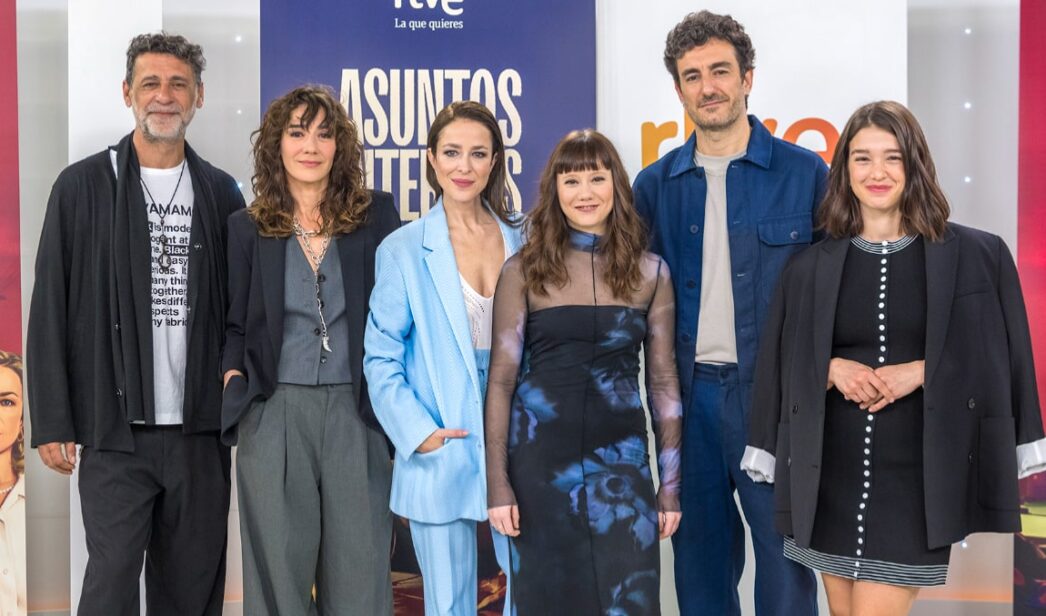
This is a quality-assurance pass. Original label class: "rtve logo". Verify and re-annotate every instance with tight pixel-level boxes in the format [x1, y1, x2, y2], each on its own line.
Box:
[394, 0, 463, 16]
[642, 115, 839, 167]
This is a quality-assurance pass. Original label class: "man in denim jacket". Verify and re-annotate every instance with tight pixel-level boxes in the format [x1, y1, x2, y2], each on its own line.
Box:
[633, 10, 828, 615]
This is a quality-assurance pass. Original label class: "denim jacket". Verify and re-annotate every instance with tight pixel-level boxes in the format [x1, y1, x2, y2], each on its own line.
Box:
[633, 115, 828, 405]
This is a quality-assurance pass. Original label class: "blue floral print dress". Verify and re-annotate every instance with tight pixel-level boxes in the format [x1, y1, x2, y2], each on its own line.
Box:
[484, 231, 683, 615]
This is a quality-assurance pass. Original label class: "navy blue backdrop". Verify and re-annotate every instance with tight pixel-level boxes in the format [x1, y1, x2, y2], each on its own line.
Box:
[261, 0, 596, 221]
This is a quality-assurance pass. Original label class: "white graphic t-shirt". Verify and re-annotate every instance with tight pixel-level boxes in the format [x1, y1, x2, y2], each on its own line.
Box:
[111, 151, 193, 425]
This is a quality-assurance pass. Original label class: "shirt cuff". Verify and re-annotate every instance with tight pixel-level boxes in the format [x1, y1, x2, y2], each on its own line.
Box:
[1018, 437, 1046, 479]
[741, 446, 776, 484]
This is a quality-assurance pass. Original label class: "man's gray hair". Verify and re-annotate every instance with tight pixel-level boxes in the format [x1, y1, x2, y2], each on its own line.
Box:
[125, 32, 206, 85]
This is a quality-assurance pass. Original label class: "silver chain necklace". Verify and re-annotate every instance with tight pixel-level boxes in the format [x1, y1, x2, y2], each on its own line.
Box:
[139, 160, 187, 274]
[292, 217, 333, 352]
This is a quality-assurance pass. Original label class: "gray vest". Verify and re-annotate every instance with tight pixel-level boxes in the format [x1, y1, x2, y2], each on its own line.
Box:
[277, 240, 352, 384]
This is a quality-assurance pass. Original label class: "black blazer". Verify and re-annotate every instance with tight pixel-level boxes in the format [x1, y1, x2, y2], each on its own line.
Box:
[749, 223, 1044, 550]
[220, 191, 400, 445]
[28, 141, 244, 451]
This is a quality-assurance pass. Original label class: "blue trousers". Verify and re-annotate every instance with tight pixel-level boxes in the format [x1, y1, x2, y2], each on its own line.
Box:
[672, 364, 817, 615]
[411, 519, 513, 616]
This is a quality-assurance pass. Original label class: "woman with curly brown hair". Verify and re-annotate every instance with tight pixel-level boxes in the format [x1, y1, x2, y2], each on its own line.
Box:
[222, 85, 400, 615]
[483, 129, 683, 614]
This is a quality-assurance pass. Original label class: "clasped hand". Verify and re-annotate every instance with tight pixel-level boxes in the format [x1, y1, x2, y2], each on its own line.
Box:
[827, 358, 924, 413]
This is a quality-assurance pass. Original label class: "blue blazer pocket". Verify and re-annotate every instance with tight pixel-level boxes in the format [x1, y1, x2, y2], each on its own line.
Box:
[411, 439, 473, 487]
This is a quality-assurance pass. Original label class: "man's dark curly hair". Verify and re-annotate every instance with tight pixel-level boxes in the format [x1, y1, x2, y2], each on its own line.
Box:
[663, 11, 755, 86]
[125, 32, 206, 85]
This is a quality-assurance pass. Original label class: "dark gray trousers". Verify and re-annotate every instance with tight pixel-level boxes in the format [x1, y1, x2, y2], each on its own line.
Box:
[78, 426, 231, 616]
[237, 383, 393, 616]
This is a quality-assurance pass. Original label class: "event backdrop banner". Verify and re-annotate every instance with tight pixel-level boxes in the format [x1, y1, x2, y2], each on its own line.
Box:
[262, 0, 597, 221]
[261, 0, 596, 612]
[0, 2, 25, 615]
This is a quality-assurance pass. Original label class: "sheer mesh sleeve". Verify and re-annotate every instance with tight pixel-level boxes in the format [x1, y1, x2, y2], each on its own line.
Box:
[484, 256, 528, 508]
[644, 257, 683, 512]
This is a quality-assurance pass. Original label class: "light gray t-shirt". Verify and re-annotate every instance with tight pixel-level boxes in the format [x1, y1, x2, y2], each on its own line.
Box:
[112, 151, 193, 424]
[694, 149, 745, 365]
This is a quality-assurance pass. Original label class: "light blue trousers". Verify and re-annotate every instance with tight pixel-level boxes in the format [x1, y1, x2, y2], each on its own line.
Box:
[410, 519, 512, 616]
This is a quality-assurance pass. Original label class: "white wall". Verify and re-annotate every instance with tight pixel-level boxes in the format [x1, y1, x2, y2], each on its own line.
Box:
[18, 1, 70, 613]
[907, 0, 1019, 610]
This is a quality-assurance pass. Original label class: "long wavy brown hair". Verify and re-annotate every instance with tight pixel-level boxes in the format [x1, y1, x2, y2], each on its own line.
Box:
[0, 350, 23, 478]
[426, 100, 516, 224]
[519, 129, 647, 300]
[249, 85, 371, 237]
[819, 100, 950, 241]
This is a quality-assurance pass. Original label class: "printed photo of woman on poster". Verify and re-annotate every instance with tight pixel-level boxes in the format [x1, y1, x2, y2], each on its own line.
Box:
[0, 350, 25, 615]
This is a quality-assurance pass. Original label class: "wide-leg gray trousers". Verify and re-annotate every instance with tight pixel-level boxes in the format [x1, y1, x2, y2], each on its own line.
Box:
[236, 383, 393, 615]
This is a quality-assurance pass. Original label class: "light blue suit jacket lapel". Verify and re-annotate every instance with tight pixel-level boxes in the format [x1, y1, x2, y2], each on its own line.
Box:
[422, 204, 481, 399]
[420, 201, 523, 403]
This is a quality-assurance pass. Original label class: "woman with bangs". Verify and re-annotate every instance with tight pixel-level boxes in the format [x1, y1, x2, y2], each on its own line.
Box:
[222, 85, 400, 615]
[746, 101, 1046, 615]
[484, 129, 683, 614]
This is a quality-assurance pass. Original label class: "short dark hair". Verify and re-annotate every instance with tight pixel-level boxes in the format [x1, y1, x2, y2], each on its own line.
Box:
[663, 11, 755, 86]
[818, 101, 950, 241]
[125, 32, 206, 85]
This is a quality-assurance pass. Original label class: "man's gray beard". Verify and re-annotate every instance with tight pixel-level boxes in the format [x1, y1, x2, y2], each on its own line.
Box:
[134, 103, 196, 144]
[139, 114, 191, 143]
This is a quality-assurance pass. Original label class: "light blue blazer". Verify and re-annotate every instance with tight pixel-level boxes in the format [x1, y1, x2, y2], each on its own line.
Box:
[364, 200, 523, 524]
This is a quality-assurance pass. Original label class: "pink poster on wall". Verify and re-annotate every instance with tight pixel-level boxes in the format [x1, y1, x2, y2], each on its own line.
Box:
[0, 1, 26, 615]
[0, 0, 21, 349]
[1015, 0, 1046, 612]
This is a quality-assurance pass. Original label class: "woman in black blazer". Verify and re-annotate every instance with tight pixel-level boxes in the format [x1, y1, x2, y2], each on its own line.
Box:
[221, 85, 400, 615]
[745, 100, 1046, 615]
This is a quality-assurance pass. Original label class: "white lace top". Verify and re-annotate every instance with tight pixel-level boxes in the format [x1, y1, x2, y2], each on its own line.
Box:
[460, 241, 510, 351]
[460, 275, 494, 350]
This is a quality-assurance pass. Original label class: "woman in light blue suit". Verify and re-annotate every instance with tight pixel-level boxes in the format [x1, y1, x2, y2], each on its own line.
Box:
[364, 101, 521, 615]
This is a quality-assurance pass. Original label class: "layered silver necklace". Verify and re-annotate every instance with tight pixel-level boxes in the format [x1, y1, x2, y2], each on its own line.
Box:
[139, 160, 187, 274]
[293, 217, 334, 352]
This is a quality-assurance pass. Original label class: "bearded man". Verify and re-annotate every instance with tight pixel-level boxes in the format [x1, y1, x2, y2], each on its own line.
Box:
[633, 11, 828, 616]
[27, 32, 243, 616]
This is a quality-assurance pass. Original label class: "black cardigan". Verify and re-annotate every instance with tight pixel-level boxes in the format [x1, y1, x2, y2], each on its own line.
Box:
[27, 135, 244, 451]
[219, 191, 400, 446]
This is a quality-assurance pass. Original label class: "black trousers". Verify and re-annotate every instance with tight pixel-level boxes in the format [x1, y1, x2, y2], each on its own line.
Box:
[77, 425, 231, 616]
